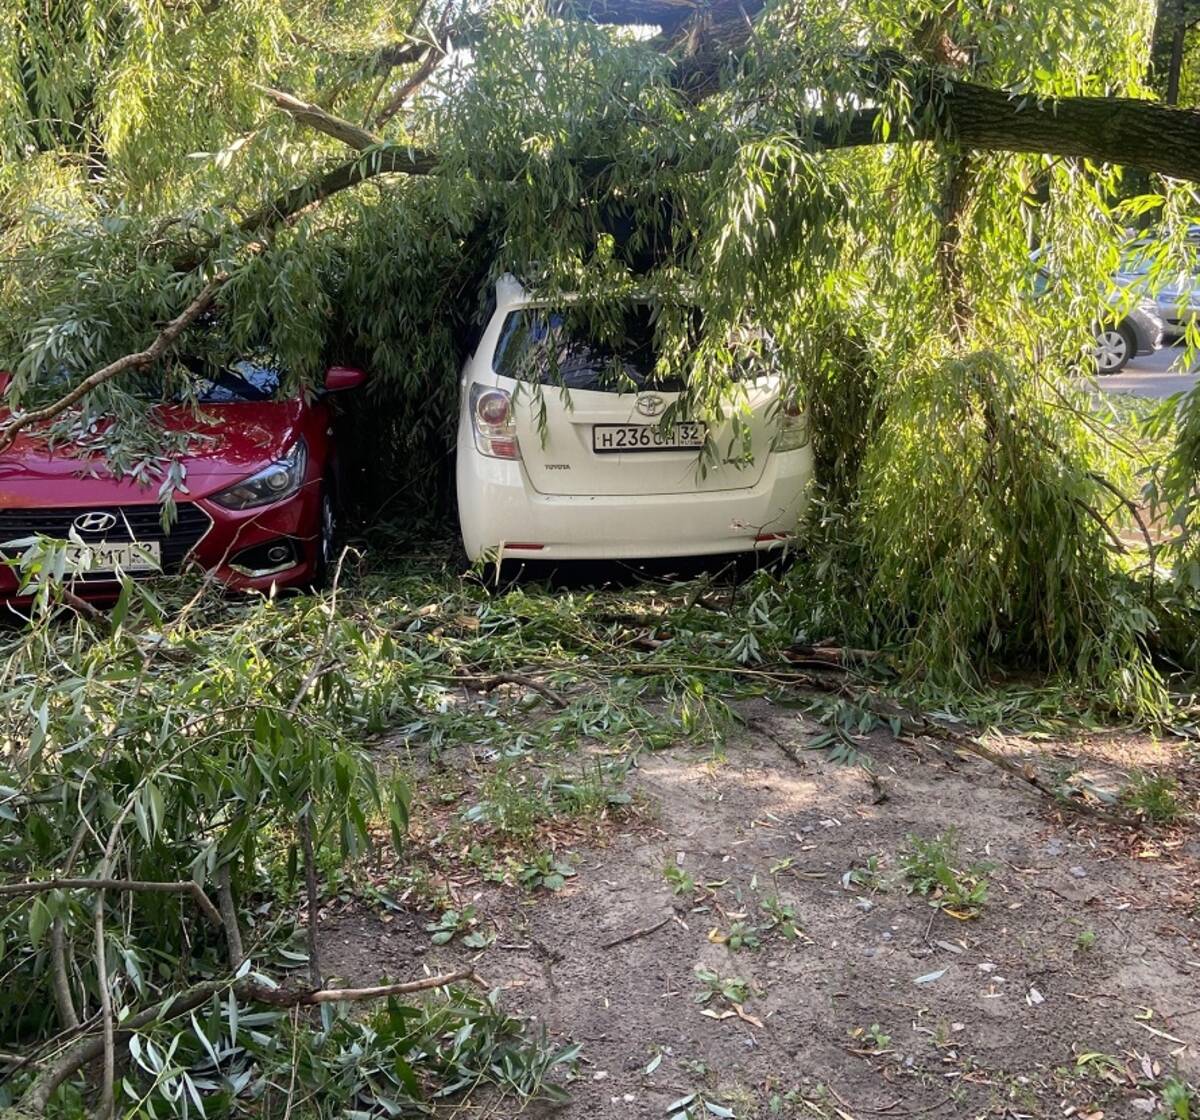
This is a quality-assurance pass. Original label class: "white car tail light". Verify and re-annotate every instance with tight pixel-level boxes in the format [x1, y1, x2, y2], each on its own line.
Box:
[469, 384, 521, 460]
[774, 401, 808, 452]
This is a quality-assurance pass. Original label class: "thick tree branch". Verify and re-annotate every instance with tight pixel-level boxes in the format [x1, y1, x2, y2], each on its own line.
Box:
[298, 811, 322, 989]
[29, 62, 1200, 433]
[374, 2, 454, 127]
[255, 85, 383, 150]
[215, 865, 245, 969]
[374, 44, 443, 128]
[371, 40, 428, 72]
[0, 276, 226, 453]
[235, 146, 437, 236]
[48, 921, 79, 1031]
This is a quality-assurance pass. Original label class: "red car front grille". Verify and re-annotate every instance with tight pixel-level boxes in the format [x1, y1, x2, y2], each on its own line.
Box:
[0, 503, 212, 575]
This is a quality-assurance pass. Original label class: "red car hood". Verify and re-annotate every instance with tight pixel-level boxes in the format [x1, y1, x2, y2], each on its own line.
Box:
[0, 401, 304, 506]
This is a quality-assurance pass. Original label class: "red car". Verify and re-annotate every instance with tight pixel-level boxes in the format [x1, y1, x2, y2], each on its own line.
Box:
[0, 359, 365, 601]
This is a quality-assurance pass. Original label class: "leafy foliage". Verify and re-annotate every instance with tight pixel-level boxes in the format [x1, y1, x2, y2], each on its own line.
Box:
[0, 0, 1198, 705]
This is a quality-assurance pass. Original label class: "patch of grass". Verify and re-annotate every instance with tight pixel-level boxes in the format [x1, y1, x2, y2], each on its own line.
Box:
[462, 764, 549, 838]
[760, 895, 803, 941]
[516, 851, 577, 891]
[843, 853, 886, 892]
[1075, 928, 1098, 952]
[693, 967, 752, 1007]
[548, 757, 633, 815]
[1159, 1076, 1197, 1120]
[425, 905, 494, 948]
[900, 830, 990, 918]
[1121, 771, 1185, 825]
[664, 863, 697, 896]
[461, 758, 635, 845]
[719, 920, 762, 951]
[849, 1023, 892, 1051]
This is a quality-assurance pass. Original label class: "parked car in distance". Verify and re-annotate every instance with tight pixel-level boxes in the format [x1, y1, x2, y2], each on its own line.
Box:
[455, 274, 813, 563]
[1029, 252, 1163, 373]
[1114, 242, 1200, 342]
[0, 358, 366, 603]
[1092, 301, 1164, 373]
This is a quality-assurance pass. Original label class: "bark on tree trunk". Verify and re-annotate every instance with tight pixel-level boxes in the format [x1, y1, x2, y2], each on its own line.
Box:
[935, 151, 975, 338]
[817, 81, 1200, 184]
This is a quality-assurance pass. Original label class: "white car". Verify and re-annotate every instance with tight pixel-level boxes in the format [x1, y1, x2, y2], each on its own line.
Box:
[455, 274, 813, 562]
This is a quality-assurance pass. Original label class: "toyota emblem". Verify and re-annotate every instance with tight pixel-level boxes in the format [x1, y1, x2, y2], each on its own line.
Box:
[635, 394, 665, 418]
[72, 511, 118, 534]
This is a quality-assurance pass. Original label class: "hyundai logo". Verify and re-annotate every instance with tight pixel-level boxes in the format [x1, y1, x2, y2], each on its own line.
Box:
[72, 511, 118, 534]
[635, 394, 665, 418]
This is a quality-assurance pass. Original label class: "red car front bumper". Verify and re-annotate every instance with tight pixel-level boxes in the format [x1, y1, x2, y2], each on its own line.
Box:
[0, 483, 323, 602]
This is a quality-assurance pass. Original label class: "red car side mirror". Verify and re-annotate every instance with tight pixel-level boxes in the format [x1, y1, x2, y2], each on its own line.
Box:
[323, 366, 367, 392]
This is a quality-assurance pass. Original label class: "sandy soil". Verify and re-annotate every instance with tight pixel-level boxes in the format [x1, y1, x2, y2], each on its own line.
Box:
[319, 699, 1200, 1119]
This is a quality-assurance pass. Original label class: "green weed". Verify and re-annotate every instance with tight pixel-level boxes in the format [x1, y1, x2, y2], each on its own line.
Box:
[1160, 1076, 1196, 1120]
[1122, 771, 1185, 825]
[517, 852, 577, 892]
[760, 896, 803, 941]
[850, 1023, 892, 1051]
[900, 831, 990, 917]
[425, 905, 494, 948]
[693, 967, 752, 1006]
[722, 920, 761, 951]
[664, 863, 697, 896]
[843, 854, 886, 892]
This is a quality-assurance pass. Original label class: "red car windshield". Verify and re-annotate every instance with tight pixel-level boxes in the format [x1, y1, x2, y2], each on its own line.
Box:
[127, 355, 284, 404]
[180, 357, 283, 403]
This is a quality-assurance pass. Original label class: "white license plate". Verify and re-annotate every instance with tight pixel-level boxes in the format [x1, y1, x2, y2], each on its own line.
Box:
[65, 540, 162, 574]
[593, 422, 705, 453]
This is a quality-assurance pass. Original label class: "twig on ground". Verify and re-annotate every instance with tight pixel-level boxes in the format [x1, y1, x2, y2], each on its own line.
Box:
[60, 588, 104, 621]
[298, 811, 322, 989]
[452, 671, 568, 710]
[215, 864, 244, 969]
[601, 914, 673, 950]
[250, 968, 484, 1005]
[745, 716, 806, 767]
[922, 729, 1133, 827]
[49, 920, 79, 1031]
[0, 878, 223, 927]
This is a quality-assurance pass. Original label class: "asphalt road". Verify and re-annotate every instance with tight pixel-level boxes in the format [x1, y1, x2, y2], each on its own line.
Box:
[1098, 343, 1199, 398]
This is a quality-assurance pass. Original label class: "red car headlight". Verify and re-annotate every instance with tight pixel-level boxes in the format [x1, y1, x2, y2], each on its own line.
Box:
[210, 439, 309, 510]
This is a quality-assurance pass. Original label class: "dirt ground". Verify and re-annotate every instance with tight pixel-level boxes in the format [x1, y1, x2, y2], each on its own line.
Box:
[319, 699, 1200, 1119]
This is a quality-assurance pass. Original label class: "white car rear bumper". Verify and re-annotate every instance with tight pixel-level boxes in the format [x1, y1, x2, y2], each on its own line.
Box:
[456, 442, 814, 560]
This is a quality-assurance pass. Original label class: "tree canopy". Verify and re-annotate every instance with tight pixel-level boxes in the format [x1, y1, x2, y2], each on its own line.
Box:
[1, 0, 1199, 702]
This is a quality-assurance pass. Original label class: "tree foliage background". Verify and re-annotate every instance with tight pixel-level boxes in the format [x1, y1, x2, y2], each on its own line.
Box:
[0, 0, 1198, 706]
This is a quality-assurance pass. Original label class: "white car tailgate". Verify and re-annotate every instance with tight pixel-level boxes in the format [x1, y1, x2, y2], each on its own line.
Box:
[507, 379, 777, 497]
